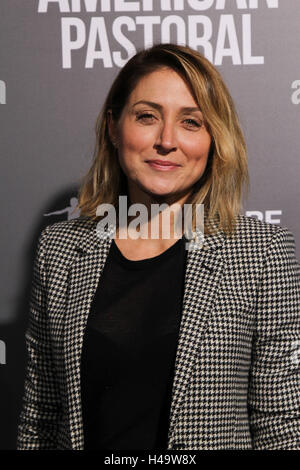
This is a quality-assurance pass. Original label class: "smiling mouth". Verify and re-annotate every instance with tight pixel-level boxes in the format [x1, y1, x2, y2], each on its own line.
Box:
[146, 160, 181, 171]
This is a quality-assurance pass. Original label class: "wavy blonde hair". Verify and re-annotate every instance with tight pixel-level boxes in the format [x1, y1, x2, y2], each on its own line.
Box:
[77, 43, 249, 235]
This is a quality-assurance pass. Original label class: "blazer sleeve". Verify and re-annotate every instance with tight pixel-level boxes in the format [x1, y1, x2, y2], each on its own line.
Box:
[248, 227, 300, 450]
[17, 227, 62, 450]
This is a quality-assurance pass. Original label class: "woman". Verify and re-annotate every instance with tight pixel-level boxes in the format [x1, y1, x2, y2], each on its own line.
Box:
[17, 44, 300, 450]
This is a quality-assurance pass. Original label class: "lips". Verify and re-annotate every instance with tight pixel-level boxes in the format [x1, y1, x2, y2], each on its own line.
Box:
[146, 159, 181, 171]
[146, 159, 181, 166]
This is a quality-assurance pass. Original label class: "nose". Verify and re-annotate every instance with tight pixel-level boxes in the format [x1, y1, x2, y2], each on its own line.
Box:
[154, 120, 177, 154]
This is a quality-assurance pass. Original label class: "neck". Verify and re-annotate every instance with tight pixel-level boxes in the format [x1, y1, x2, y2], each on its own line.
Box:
[116, 183, 194, 242]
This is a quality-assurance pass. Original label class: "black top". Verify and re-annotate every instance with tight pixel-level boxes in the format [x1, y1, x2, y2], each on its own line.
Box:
[80, 236, 187, 450]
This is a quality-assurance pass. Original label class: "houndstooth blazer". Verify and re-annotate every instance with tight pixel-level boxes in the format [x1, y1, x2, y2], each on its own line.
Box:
[17, 214, 300, 450]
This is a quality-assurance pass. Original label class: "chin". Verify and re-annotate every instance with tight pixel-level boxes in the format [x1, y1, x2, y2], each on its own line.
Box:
[142, 183, 177, 198]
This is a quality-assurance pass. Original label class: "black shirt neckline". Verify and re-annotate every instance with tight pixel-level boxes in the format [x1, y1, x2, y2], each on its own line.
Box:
[111, 236, 185, 270]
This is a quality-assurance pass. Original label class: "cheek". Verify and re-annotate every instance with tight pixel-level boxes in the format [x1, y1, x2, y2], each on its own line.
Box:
[183, 135, 211, 163]
[119, 122, 153, 157]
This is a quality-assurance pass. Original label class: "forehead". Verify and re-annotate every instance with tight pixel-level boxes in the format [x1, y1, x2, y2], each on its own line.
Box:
[127, 67, 198, 107]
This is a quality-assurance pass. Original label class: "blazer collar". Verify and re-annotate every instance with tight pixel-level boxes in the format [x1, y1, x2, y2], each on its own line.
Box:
[75, 215, 225, 254]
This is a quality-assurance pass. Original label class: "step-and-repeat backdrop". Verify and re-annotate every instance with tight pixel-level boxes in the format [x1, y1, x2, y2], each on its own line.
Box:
[1, 0, 299, 449]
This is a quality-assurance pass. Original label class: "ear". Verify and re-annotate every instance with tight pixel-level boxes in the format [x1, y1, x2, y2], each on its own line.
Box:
[107, 109, 118, 147]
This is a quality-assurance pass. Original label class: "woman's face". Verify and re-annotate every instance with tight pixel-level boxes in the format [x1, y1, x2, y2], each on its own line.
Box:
[109, 67, 212, 202]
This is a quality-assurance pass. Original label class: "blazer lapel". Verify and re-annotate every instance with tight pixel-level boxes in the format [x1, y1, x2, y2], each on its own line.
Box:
[63, 220, 114, 450]
[167, 228, 224, 443]
[62, 218, 225, 449]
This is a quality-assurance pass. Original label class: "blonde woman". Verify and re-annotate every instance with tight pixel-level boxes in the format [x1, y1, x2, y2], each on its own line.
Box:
[17, 44, 300, 450]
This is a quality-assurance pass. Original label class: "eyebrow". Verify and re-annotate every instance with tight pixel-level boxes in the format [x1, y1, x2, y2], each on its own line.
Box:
[131, 100, 202, 114]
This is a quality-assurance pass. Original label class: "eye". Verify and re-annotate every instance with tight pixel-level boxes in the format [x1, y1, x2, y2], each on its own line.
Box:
[183, 118, 203, 129]
[135, 112, 156, 124]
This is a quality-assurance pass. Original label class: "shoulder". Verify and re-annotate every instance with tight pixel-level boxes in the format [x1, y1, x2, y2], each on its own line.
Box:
[42, 215, 95, 238]
[39, 216, 97, 258]
[233, 214, 291, 240]
[223, 214, 297, 260]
